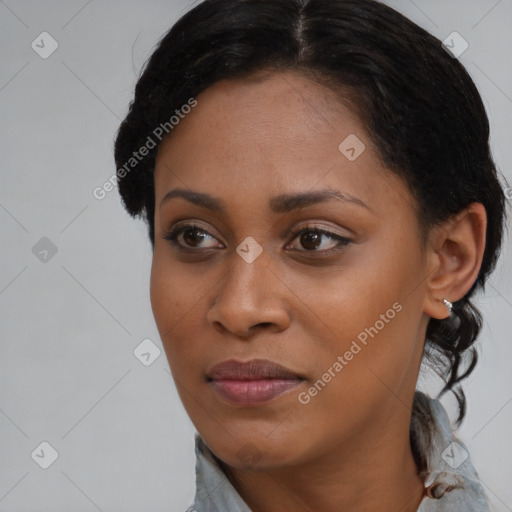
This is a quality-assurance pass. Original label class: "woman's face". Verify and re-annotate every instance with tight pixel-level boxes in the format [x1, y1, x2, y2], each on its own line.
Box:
[151, 69, 431, 469]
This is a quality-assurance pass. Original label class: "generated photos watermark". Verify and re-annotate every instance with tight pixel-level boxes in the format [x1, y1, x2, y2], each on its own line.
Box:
[93, 97, 198, 200]
[298, 301, 403, 405]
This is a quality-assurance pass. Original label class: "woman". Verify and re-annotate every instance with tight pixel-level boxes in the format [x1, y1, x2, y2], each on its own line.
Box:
[113, 0, 508, 510]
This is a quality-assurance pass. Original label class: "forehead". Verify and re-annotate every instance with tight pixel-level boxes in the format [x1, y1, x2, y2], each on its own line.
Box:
[153, 69, 408, 218]
[156, 69, 364, 165]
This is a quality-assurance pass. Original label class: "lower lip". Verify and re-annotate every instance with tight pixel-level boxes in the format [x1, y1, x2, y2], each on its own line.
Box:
[210, 379, 303, 405]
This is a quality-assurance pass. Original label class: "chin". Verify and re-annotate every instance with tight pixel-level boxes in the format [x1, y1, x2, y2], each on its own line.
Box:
[198, 422, 311, 470]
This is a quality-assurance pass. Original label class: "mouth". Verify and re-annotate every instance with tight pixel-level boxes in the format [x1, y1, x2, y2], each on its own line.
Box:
[206, 359, 306, 406]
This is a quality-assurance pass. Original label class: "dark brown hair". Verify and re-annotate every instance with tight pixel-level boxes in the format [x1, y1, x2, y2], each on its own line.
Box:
[114, 0, 509, 425]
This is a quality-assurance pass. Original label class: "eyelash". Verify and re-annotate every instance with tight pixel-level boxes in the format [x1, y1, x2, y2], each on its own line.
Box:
[162, 223, 352, 255]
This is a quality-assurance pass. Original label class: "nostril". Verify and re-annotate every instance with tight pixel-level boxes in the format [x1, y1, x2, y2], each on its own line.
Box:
[252, 322, 273, 330]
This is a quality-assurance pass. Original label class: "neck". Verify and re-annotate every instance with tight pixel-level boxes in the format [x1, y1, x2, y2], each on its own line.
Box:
[220, 406, 425, 512]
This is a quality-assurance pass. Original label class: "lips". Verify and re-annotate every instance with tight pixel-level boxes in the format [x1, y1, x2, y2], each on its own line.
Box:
[207, 359, 305, 405]
[208, 359, 303, 380]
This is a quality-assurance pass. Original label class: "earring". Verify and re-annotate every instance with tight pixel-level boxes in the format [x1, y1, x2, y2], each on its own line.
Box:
[442, 298, 453, 313]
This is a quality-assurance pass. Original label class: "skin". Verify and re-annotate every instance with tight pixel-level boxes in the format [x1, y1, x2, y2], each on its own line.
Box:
[150, 69, 487, 512]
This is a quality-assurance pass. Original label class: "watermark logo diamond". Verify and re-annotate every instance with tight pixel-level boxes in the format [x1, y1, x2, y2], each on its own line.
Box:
[441, 441, 469, 469]
[31, 32, 59, 59]
[338, 134, 366, 161]
[31, 441, 59, 469]
[236, 442, 262, 466]
[236, 236, 263, 263]
[32, 237, 58, 263]
[442, 32, 468, 59]
[133, 338, 161, 366]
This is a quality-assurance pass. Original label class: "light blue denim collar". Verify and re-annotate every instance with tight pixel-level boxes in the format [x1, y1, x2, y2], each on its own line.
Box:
[189, 391, 489, 511]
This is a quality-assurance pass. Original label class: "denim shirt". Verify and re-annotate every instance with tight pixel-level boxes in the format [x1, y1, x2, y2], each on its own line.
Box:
[187, 392, 490, 511]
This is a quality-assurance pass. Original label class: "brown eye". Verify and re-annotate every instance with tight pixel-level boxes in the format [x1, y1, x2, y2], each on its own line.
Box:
[288, 227, 351, 253]
[299, 230, 323, 250]
[163, 224, 221, 250]
[181, 227, 208, 247]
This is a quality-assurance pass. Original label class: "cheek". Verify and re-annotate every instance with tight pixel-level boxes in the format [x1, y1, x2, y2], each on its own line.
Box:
[150, 257, 175, 328]
[304, 256, 401, 344]
[149, 255, 196, 351]
[149, 252, 218, 384]
[305, 234, 423, 380]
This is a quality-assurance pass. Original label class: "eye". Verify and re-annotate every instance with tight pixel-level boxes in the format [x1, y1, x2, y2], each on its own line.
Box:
[286, 226, 351, 253]
[162, 223, 223, 250]
[162, 223, 351, 255]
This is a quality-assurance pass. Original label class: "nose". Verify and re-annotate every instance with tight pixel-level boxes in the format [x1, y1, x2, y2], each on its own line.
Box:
[206, 252, 291, 338]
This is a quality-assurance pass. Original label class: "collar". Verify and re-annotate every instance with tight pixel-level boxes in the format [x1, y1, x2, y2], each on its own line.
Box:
[190, 391, 489, 511]
[413, 391, 490, 511]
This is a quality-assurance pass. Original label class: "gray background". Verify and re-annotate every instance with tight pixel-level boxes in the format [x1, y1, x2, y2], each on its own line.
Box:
[1, 0, 511, 511]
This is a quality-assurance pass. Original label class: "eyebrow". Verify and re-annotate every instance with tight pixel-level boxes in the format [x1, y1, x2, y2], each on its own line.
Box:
[160, 187, 372, 213]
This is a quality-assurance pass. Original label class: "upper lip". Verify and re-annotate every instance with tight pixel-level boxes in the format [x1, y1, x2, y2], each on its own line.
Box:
[207, 359, 304, 381]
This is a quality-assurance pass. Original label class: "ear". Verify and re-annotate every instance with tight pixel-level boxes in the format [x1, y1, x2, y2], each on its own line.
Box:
[423, 203, 487, 320]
